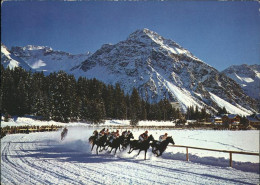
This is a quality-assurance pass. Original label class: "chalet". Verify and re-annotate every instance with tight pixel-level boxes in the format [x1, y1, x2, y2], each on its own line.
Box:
[212, 116, 223, 125]
[222, 114, 240, 129]
[247, 114, 260, 129]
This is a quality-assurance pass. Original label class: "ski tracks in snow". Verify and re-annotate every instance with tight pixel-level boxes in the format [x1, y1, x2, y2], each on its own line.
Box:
[1, 132, 259, 185]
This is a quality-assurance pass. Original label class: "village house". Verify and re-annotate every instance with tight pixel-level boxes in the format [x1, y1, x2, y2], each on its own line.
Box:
[247, 114, 260, 129]
[222, 114, 240, 129]
[211, 116, 223, 125]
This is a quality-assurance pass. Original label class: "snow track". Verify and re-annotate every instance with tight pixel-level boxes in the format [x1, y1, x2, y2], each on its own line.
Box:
[1, 129, 259, 185]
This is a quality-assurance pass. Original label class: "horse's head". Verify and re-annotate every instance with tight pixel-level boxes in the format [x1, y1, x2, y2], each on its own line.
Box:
[148, 134, 154, 141]
[128, 132, 134, 139]
[166, 136, 175, 145]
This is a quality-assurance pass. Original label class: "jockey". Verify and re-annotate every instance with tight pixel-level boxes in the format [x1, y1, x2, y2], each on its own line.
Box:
[138, 131, 148, 142]
[114, 130, 120, 138]
[100, 128, 105, 133]
[122, 130, 128, 137]
[98, 130, 105, 139]
[104, 129, 109, 135]
[159, 133, 168, 142]
[109, 130, 120, 143]
[127, 130, 132, 137]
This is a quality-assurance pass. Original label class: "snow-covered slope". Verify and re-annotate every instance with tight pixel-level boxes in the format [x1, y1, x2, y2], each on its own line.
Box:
[222, 64, 260, 101]
[10, 45, 91, 73]
[1, 44, 32, 70]
[72, 28, 257, 115]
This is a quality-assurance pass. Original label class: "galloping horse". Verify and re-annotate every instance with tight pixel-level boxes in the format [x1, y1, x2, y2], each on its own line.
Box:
[151, 136, 175, 157]
[121, 132, 134, 150]
[128, 134, 154, 160]
[61, 128, 68, 140]
[89, 135, 108, 155]
[105, 135, 125, 154]
[89, 130, 98, 144]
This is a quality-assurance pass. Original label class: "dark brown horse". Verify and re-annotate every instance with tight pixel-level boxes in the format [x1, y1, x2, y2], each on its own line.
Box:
[151, 136, 175, 156]
[89, 135, 107, 155]
[128, 134, 154, 160]
[61, 128, 68, 140]
[121, 132, 134, 150]
[105, 135, 125, 154]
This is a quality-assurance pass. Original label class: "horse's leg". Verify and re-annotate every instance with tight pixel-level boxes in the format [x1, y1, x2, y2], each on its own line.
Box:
[104, 143, 109, 150]
[158, 150, 163, 156]
[144, 150, 147, 160]
[96, 145, 99, 155]
[91, 143, 95, 151]
[110, 147, 113, 153]
[128, 146, 132, 153]
[114, 147, 118, 154]
[128, 146, 135, 153]
[152, 147, 155, 154]
[137, 149, 142, 156]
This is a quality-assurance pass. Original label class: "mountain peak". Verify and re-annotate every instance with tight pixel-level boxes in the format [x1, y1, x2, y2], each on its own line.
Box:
[23, 45, 53, 51]
[127, 28, 163, 42]
[129, 28, 155, 36]
[127, 28, 185, 54]
[21, 45, 53, 51]
[11, 45, 53, 55]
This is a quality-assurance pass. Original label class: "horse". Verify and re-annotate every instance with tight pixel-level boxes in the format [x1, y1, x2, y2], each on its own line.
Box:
[105, 135, 125, 154]
[89, 130, 98, 142]
[151, 136, 175, 157]
[61, 128, 68, 140]
[121, 132, 134, 150]
[90, 135, 108, 155]
[128, 134, 154, 160]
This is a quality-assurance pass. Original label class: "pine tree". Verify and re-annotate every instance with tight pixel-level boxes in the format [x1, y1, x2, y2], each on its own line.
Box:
[217, 106, 228, 116]
[130, 88, 141, 125]
[87, 99, 106, 124]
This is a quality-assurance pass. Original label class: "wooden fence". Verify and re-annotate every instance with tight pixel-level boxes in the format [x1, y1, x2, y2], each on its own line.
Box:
[169, 144, 259, 167]
[1, 125, 63, 135]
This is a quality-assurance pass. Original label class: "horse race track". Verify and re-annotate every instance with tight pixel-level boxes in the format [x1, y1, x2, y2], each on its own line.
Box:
[1, 127, 259, 185]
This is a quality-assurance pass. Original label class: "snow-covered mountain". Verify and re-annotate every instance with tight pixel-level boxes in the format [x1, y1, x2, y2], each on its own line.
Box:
[2, 29, 258, 115]
[9, 45, 91, 73]
[222, 64, 260, 101]
[1, 44, 32, 70]
[71, 28, 257, 115]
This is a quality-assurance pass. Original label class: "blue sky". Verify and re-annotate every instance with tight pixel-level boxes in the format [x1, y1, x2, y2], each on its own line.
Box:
[1, 1, 259, 71]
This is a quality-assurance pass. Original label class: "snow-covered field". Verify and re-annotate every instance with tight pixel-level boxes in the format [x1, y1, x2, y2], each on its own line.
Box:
[1, 117, 259, 185]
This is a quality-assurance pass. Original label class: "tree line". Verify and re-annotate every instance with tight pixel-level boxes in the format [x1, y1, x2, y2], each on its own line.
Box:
[1, 66, 185, 124]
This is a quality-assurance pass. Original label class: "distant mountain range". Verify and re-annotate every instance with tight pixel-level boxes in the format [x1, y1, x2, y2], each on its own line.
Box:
[222, 64, 260, 101]
[2, 44, 91, 73]
[1, 44, 32, 71]
[1, 29, 259, 115]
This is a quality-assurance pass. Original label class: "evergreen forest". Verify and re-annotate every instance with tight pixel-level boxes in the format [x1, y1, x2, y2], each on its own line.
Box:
[1, 65, 189, 124]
